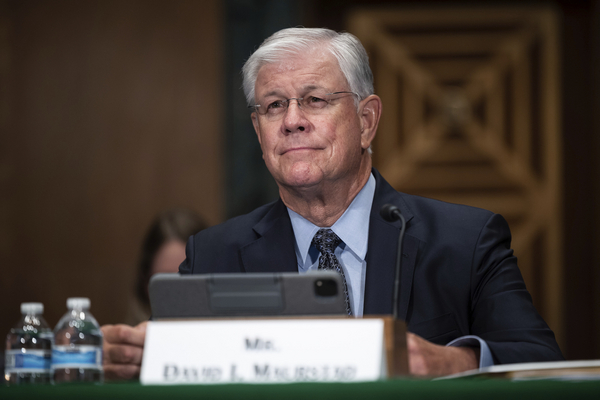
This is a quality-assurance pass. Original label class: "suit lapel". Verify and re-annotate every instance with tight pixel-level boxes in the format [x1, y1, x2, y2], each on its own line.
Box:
[364, 169, 423, 321]
[239, 199, 298, 273]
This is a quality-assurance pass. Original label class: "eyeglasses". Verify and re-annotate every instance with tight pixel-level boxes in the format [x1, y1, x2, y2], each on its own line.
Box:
[249, 91, 360, 120]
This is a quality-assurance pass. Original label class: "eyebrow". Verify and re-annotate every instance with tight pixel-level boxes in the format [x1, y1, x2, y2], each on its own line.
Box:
[259, 85, 330, 99]
[261, 90, 284, 98]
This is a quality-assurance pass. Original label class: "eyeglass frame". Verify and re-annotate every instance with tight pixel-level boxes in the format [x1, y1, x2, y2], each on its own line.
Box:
[248, 91, 361, 118]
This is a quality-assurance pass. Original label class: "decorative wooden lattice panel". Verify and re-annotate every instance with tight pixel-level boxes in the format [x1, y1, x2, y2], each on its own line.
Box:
[349, 6, 563, 344]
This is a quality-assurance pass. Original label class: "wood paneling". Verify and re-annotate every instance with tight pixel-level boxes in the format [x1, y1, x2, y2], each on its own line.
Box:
[349, 6, 563, 345]
[0, 0, 223, 335]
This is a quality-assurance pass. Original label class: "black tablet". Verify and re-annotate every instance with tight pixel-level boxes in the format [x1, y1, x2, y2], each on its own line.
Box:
[149, 271, 347, 320]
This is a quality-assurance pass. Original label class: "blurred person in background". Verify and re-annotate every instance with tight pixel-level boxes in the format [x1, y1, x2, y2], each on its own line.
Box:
[125, 208, 206, 325]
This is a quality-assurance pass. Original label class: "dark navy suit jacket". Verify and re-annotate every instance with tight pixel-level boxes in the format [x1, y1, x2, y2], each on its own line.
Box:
[180, 168, 563, 364]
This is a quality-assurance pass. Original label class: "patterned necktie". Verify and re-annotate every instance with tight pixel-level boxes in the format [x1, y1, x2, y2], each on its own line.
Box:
[311, 228, 352, 315]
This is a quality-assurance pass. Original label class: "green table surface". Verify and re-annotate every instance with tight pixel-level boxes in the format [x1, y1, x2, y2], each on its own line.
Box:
[1, 378, 600, 399]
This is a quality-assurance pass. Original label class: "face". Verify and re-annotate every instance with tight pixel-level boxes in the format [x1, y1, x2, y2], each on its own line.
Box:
[150, 240, 186, 275]
[251, 49, 375, 193]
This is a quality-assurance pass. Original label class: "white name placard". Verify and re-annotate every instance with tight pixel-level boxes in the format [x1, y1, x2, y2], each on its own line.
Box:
[140, 319, 386, 385]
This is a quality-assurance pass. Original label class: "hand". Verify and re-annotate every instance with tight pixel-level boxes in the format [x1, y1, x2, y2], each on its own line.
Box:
[407, 332, 479, 377]
[101, 321, 147, 381]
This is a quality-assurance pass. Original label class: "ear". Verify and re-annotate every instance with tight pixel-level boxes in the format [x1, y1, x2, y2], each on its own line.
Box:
[358, 95, 382, 150]
[251, 112, 263, 147]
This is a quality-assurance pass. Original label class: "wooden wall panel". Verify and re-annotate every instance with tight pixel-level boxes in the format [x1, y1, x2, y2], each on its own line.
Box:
[0, 0, 223, 336]
[349, 6, 563, 345]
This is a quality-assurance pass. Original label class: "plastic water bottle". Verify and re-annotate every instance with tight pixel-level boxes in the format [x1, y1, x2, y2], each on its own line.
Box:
[4, 303, 53, 385]
[52, 298, 103, 384]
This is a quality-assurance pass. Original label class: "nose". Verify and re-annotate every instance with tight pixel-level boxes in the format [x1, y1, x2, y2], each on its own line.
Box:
[282, 99, 308, 134]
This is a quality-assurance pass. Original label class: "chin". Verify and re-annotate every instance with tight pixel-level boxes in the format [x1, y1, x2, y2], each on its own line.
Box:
[280, 164, 323, 189]
[283, 173, 319, 188]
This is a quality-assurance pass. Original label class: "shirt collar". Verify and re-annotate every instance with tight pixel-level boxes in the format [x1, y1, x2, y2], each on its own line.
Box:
[287, 173, 376, 265]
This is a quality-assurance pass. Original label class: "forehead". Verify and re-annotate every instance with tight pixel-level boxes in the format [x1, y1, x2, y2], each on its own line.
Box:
[254, 49, 347, 97]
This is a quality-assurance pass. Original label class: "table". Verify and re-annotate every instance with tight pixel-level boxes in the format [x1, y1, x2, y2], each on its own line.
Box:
[1, 378, 599, 399]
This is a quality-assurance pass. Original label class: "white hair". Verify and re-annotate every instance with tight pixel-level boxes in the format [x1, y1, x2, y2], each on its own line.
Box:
[242, 27, 374, 106]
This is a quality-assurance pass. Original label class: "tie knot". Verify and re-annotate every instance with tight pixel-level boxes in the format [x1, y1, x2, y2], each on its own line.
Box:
[312, 228, 342, 254]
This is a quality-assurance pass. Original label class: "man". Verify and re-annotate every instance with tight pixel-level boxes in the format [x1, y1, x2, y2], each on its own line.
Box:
[102, 27, 563, 380]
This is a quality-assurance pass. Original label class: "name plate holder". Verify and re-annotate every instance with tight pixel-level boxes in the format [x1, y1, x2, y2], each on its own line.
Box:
[140, 316, 407, 385]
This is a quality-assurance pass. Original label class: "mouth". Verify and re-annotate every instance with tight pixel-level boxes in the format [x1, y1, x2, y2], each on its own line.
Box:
[281, 147, 318, 155]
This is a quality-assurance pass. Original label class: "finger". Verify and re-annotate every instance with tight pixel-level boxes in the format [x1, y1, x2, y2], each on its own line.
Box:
[104, 364, 141, 381]
[102, 324, 146, 347]
[406, 332, 422, 353]
[105, 343, 144, 365]
[405, 332, 429, 376]
[135, 321, 148, 333]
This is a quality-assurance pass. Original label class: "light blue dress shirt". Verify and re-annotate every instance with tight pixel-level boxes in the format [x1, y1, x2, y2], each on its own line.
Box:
[286, 173, 493, 369]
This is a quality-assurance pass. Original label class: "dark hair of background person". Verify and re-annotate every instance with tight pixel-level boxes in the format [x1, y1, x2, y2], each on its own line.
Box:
[136, 208, 206, 307]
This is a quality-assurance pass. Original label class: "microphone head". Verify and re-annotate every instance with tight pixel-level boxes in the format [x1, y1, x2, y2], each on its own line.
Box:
[380, 204, 401, 222]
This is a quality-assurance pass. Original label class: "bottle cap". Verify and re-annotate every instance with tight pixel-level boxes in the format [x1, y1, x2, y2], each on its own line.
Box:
[67, 297, 91, 310]
[21, 302, 44, 315]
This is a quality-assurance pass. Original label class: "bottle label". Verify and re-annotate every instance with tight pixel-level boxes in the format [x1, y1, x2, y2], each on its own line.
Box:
[51, 345, 103, 369]
[5, 349, 52, 373]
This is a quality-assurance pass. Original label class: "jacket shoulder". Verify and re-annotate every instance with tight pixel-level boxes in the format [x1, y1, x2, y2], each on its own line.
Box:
[401, 192, 495, 225]
[372, 167, 495, 232]
[194, 200, 279, 246]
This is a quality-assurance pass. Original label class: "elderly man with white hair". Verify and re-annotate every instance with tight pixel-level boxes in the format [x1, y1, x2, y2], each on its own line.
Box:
[102, 27, 563, 380]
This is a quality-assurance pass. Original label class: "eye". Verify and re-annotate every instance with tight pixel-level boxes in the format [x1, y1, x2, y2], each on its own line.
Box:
[266, 100, 286, 111]
[305, 95, 329, 108]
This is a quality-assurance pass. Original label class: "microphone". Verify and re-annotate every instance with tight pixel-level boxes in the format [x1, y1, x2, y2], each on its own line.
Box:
[380, 204, 403, 222]
[380, 204, 406, 320]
